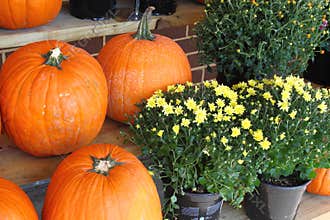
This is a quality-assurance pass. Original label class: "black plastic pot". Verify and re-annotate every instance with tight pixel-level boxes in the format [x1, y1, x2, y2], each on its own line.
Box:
[177, 192, 223, 220]
[244, 181, 310, 220]
[69, 0, 116, 19]
[304, 51, 330, 86]
[140, 0, 177, 15]
[138, 155, 165, 208]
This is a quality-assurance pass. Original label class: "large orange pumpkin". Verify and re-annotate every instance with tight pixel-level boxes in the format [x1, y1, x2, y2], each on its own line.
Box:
[0, 0, 62, 29]
[0, 177, 38, 219]
[0, 40, 108, 157]
[307, 168, 330, 196]
[42, 143, 162, 220]
[98, 7, 192, 123]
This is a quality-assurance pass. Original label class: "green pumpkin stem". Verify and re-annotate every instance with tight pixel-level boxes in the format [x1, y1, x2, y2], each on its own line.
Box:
[42, 47, 67, 70]
[133, 6, 155, 41]
[88, 154, 124, 176]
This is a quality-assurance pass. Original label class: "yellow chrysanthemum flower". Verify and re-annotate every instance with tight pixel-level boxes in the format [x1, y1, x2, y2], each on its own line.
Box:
[274, 75, 284, 87]
[260, 138, 271, 150]
[225, 146, 232, 151]
[147, 97, 156, 108]
[234, 104, 245, 115]
[194, 108, 207, 124]
[315, 90, 323, 100]
[181, 118, 191, 127]
[247, 88, 256, 96]
[175, 85, 185, 93]
[176, 99, 181, 105]
[241, 118, 251, 129]
[186, 81, 193, 87]
[303, 92, 312, 102]
[151, 128, 157, 132]
[211, 80, 218, 88]
[263, 92, 273, 100]
[208, 102, 216, 112]
[251, 109, 258, 115]
[318, 101, 328, 113]
[224, 106, 234, 115]
[167, 85, 176, 92]
[163, 104, 174, 115]
[253, 129, 264, 142]
[248, 79, 257, 87]
[174, 106, 184, 115]
[154, 90, 163, 96]
[256, 83, 264, 90]
[243, 150, 248, 157]
[213, 111, 223, 122]
[274, 116, 281, 124]
[211, 132, 217, 138]
[136, 124, 140, 129]
[277, 101, 290, 112]
[279, 132, 286, 140]
[231, 127, 241, 137]
[216, 98, 226, 108]
[289, 110, 297, 119]
[172, 125, 180, 135]
[156, 97, 167, 107]
[204, 80, 211, 88]
[185, 98, 197, 111]
[157, 130, 164, 137]
[281, 89, 291, 101]
[221, 136, 228, 145]
[238, 159, 244, 165]
[205, 136, 211, 142]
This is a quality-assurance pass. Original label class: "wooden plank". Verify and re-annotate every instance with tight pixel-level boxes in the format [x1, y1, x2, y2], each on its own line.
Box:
[0, 4, 158, 49]
[0, 118, 138, 185]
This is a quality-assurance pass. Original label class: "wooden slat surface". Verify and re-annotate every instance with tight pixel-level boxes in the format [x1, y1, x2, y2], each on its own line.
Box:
[0, 118, 138, 185]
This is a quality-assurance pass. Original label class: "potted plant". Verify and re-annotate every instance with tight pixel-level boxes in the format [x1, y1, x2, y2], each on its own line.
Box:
[232, 75, 330, 220]
[129, 81, 268, 219]
[196, 0, 330, 85]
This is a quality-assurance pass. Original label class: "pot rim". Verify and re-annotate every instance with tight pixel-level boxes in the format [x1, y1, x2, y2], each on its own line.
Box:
[262, 180, 312, 190]
[180, 191, 222, 200]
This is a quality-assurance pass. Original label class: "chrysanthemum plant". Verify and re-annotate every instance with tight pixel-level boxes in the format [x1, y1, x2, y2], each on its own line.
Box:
[196, 0, 330, 85]
[232, 75, 330, 185]
[129, 81, 269, 217]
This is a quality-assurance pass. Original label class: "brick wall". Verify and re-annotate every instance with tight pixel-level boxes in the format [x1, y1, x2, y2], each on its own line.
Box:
[0, 24, 217, 83]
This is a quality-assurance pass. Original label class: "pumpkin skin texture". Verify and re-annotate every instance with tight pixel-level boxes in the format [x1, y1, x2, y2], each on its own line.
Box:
[98, 7, 192, 123]
[0, 0, 62, 30]
[42, 143, 162, 220]
[0, 40, 108, 157]
[307, 168, 330, 196]
[0, 177, 38, 220]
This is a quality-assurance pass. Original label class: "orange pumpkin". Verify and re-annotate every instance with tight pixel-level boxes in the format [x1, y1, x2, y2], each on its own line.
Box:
[98, 7, 192, 123]
[0, 0, 62, 29]
[42, 143, 162, 220]
[0, 177, 38, 219]
[0, 40, 108, 157]
[307, 168, 330, 196]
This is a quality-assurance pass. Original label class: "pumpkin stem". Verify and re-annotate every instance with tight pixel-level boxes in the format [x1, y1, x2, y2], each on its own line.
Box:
[132, 6, 155, 41]
[43, 47, 67, 70]
[88, 154, 124, 176]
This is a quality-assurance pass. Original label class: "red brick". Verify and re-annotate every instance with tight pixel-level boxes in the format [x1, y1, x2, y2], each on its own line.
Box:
[188, 53, 200, 68]
[70, 37, 103, 54]
[106, 35, 116, 43]
[188, 24, 197, 36]
[176, 37, 198, 53]
[204, 66, 217, 80]
[153, 26, 187, 39]
[192, 69, 203, 83]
